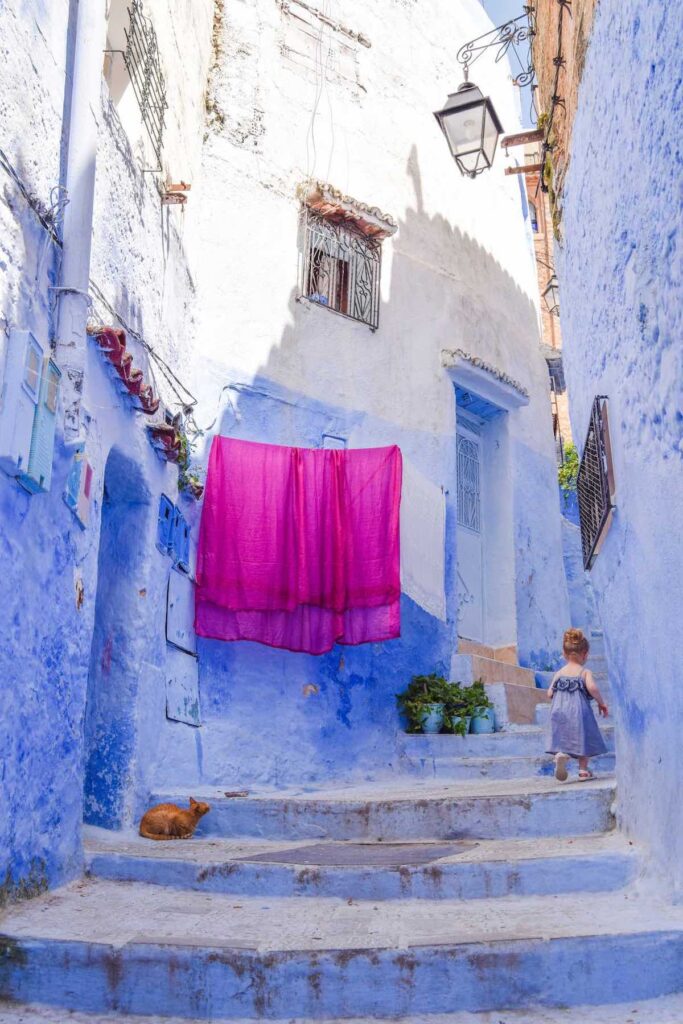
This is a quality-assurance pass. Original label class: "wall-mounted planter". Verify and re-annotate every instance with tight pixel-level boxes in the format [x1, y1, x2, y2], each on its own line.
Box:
[92, 327, 160, 415]
[178, 472, 204, 500]
[147, 423, 182, 463]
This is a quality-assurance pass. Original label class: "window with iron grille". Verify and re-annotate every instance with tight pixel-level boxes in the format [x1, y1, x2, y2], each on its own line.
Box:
[300, 208, 381, 330]
[577, 396, 615, 570]
[105, 0, 168, 169]
[457, 434, 481, 533]
[546, 356, 565, 393]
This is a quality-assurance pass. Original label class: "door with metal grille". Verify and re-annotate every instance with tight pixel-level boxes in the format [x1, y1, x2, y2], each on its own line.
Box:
[456, 428, 484, 640]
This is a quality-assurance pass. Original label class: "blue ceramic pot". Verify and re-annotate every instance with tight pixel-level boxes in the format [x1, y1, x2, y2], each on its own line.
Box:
[470, 706, 495, 733]
[420, 703, 444, 734]
[451, 715, 472, 736]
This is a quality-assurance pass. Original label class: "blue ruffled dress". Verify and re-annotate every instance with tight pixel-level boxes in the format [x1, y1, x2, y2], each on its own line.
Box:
[546, 670, 607, 758]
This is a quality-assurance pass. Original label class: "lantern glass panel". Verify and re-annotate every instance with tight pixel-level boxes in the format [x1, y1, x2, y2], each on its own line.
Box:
[441, 102, 486, 160]
[543, 275, 560, 315]
[482, 102, 501, 167]
[434, 83, 503, 178]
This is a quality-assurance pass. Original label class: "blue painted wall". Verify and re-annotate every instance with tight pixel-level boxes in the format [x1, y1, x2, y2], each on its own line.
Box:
[180, 378, 456, 788]
[145, 366, 569, 792]
[0, 0, 573, 901]
[558, 0, 683, 896]
[83, 449, 154, 828]
[0, 0, 213, 901]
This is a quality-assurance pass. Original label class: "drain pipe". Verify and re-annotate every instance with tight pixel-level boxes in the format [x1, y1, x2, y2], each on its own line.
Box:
[55, 0, 108, 443]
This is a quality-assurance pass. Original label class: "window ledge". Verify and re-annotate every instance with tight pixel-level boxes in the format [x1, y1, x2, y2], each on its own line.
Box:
[299, 180, 398, 240]
[442, 348, 530, 410]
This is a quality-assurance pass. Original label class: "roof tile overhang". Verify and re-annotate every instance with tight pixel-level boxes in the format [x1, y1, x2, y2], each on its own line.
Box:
[300, 180, 398, 240]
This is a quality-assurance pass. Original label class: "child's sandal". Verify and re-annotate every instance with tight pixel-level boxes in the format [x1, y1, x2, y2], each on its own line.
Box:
[554, 753, 569, 781]
[578, 769, 594, 781]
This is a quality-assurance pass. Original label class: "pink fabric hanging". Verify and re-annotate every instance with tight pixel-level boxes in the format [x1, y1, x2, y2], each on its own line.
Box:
[195, 437, 402, 653]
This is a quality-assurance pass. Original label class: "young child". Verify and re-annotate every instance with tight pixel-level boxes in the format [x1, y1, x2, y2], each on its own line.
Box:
[547, 628, 609, 781]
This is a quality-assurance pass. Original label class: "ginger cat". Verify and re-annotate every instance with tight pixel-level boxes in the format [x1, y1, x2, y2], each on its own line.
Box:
[139, 797, 210, 840]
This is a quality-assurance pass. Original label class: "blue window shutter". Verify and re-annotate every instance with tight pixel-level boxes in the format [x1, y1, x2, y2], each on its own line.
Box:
[157, 494, 174, 554]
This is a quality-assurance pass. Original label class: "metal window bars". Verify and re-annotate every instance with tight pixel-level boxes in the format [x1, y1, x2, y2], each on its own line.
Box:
[300, 208, 381, 330]
[106, 0, 168, 170]
[456, 434, 481, 533]
[576, 396, 615, 570]
[549, 376, 564, 466]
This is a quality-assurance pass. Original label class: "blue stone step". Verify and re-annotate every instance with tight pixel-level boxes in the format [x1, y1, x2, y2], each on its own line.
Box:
[3, 995, 683, 1022]
[151, 777, 617, 841]
[399, 751, 616, 780]
[398, 724, 614, 759]
[0, 880, 681, 1018]
[3, 997, 683, 1024]
[84, 829, 636, 901]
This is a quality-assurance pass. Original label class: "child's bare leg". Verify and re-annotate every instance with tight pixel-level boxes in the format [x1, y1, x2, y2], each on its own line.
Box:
[578, 756, 589, 772]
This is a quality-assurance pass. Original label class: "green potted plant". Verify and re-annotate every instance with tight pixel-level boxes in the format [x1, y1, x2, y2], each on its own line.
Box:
[442, 682, 471, 736]
[465, 679, 496, 734]
[396, 673, 451, 734]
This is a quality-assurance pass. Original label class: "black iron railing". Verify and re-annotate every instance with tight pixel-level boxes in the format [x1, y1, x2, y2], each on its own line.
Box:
[577, 396, 615, 570]
[300, 208, 381, 330]
[111, 0, 168, 169]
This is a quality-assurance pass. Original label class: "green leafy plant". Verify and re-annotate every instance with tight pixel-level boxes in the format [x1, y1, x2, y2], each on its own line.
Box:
[396, 676, 493, 735]
[444, 679, 492, 734]
[558, 442, 579, 500]
[178, 468, 204, 499]
[396, 674, 451, 733]
[463, 680, 493, 715]
[442, 683, 470, 736]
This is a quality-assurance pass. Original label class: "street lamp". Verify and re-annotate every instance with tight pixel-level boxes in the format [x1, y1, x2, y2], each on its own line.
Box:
[434, 76, 504, 179]
[542, 274, 560, 316]
[436, 10, 536, 178]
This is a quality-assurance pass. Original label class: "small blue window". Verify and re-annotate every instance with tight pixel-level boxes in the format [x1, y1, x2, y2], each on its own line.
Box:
[157, 494, 174, 554]
[529, 201, 539, 233]
[171, 507, 190, 573]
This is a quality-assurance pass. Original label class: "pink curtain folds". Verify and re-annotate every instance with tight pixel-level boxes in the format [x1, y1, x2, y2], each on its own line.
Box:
[195, 437, 402, 654]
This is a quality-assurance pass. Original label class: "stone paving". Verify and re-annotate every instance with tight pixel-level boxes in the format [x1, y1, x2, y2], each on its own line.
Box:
[1, 724, 681, 1018]
[2, 995, 683, 1024]
[3, 876, 682, 950]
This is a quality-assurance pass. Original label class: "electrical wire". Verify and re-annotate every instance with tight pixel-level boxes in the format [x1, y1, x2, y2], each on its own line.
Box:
[1, 145, 198, 416]
[87, 279, 198, 412]
[533, 0, 570, 198]
[0, 146, 63, 246]
[323, 0, 336, 184]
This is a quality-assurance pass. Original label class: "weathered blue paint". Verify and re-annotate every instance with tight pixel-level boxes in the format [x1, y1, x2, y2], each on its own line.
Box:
[0, 0, 572, 906]
[164, 371, 569, 791]
[557, 0, 683, 896]
[1, 930, 682, 1019]
[84, 839, 636, 901]
[82, 449, 154, 829]
[152, 779, 615, 840]
[171, 375, 456, 790]
[190, 594, 451, 790]
[0, 0, 210, 900]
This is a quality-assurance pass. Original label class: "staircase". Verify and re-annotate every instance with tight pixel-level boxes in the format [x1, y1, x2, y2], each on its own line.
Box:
[1, 710, 682, 1021]
[453, 639, 550, 725]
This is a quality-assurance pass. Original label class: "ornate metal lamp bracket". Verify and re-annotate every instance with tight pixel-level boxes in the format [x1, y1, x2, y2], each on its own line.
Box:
[456, 6, 537, 88]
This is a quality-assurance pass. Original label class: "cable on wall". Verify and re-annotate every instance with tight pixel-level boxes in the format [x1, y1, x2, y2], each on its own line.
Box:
[1, 147, 198, 416]
[0, 147, 64, 246]
[533, 0, 571, 198]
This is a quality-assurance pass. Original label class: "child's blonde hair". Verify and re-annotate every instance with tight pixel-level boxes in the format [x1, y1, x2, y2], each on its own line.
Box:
[563, 627, 589, 657]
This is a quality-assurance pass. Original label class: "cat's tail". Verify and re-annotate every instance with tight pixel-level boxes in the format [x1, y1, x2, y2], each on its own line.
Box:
[139, 826, 181, 841]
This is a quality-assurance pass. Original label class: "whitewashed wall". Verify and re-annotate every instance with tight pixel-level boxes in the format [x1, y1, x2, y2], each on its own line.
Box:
[190, 0, 569, 665]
